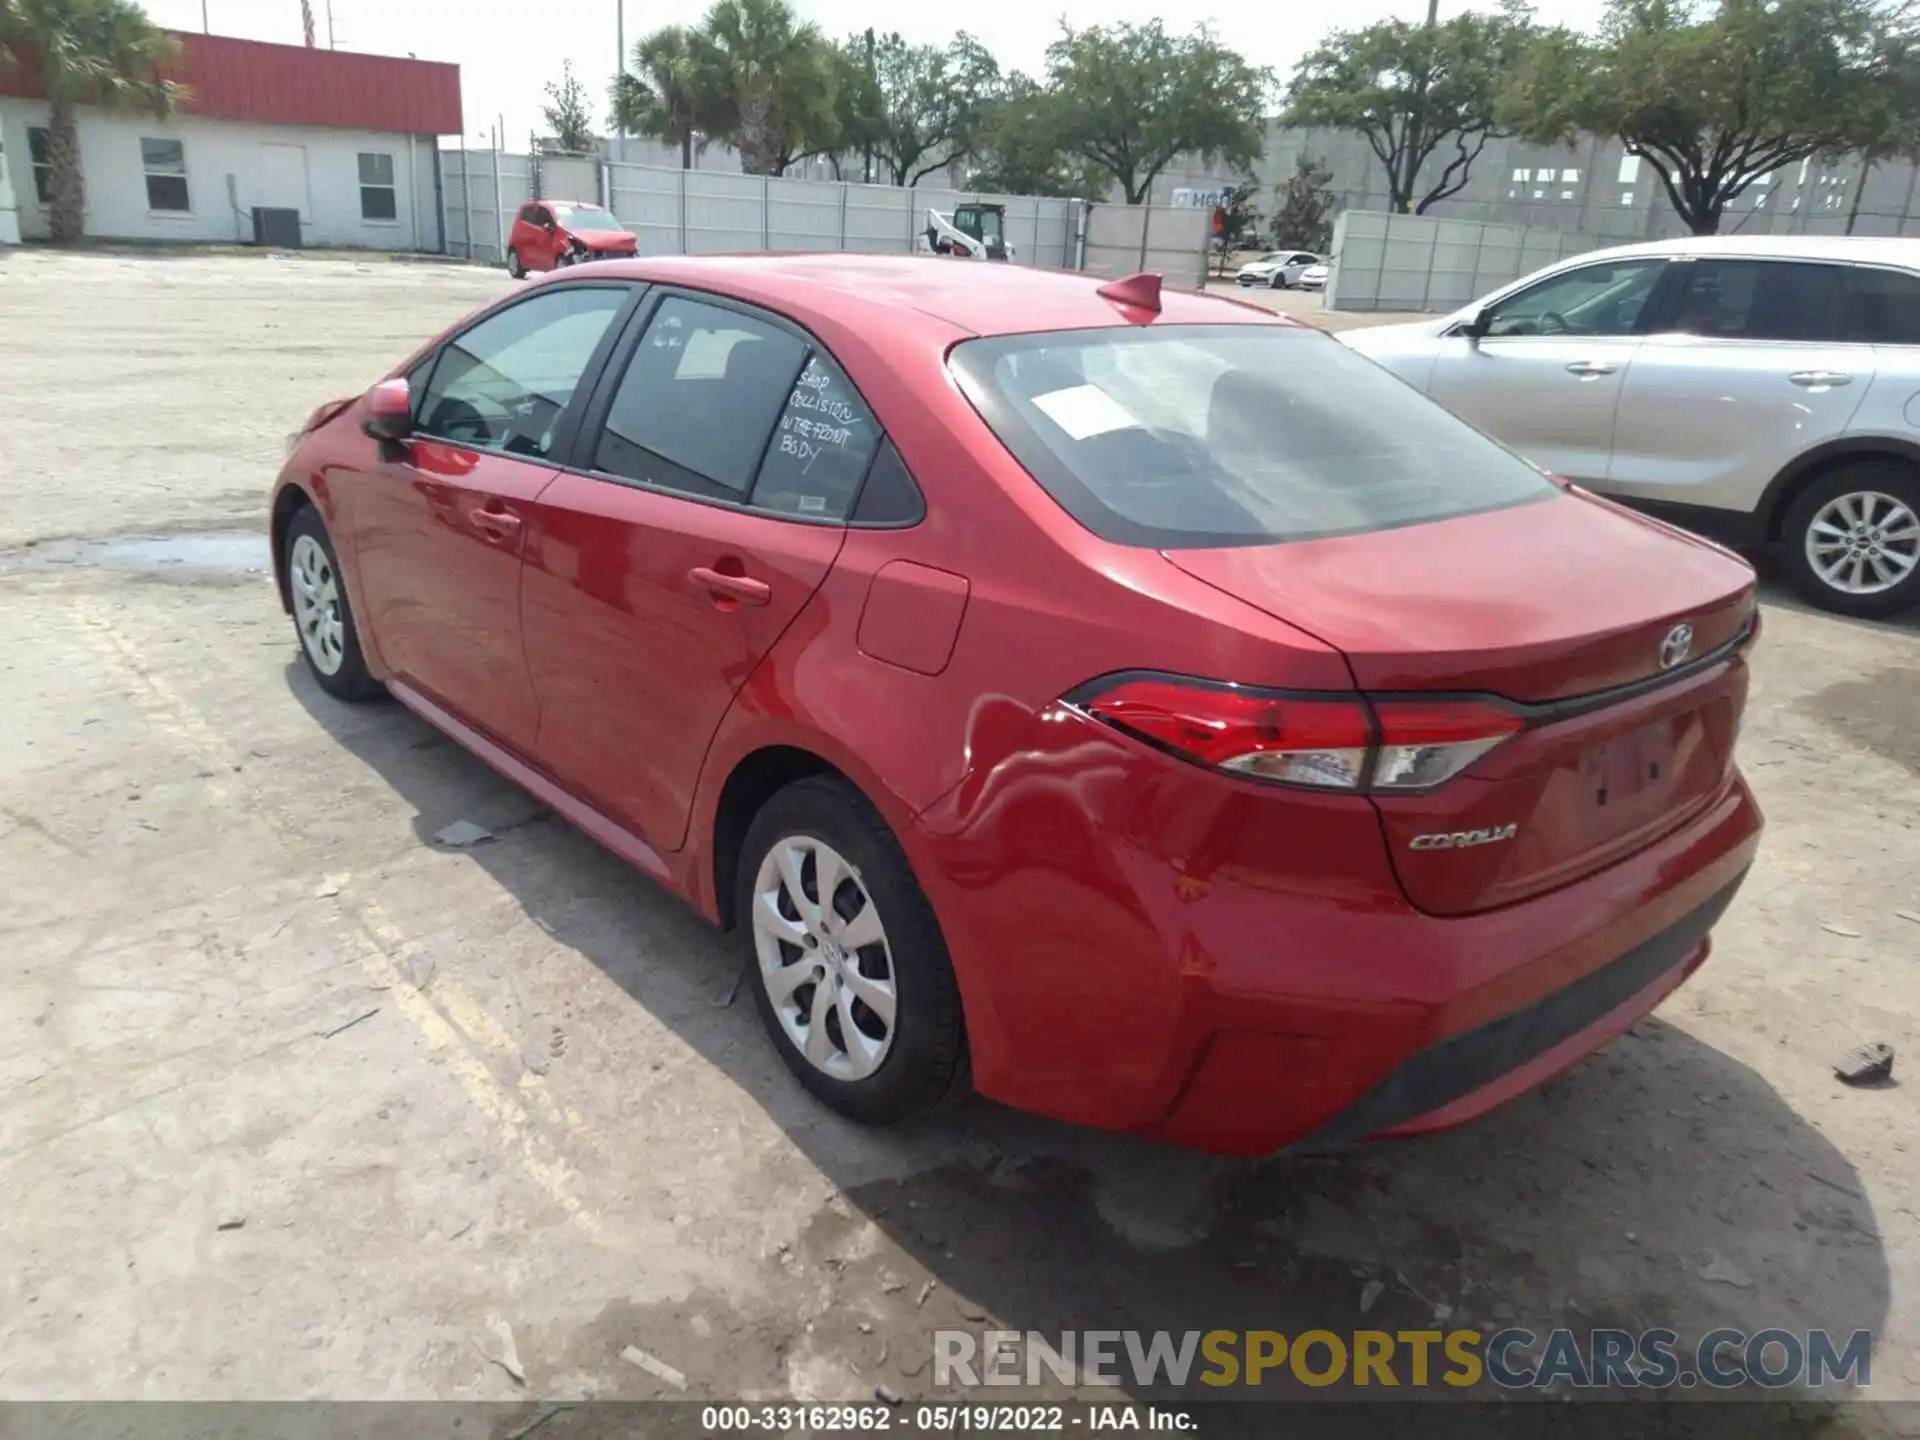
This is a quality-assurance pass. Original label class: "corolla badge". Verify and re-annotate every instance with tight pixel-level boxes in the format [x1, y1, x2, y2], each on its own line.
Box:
[1659, 622, 1694, 671]
[1408, 823, 1518, 851]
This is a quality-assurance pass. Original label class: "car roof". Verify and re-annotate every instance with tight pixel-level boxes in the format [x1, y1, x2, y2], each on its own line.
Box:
[563, 253, 1294, 339]
[1565, 235, 1920, 267]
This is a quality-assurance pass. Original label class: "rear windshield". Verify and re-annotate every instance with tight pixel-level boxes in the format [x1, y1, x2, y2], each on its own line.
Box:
[950, 324, 1557, 548]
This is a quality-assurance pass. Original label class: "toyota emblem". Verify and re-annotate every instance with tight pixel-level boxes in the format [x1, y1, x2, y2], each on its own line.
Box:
[1659, 622, 1694, 671]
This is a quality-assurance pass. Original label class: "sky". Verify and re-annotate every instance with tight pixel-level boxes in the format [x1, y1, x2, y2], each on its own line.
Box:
[145, 0, 1609, 149]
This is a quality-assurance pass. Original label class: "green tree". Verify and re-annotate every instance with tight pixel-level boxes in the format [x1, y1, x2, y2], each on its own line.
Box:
[610, 24, 712, 170]
[1211, 181, 1260, 272]
[1842, 24, 1920, 233]
[858, 31, 1001, 186]
[967, 75, 1103, 198]
[829, 31, 885, 182]
[1285, 3, 1535, 215]
[1503, 0, 1906, 235]
[0, 0, 182, 243]
[1269, 154, 1338, 251]
[542, 60, 594, 153]
[692, 0, 839, 176]
[1044, 20, 1269, 205]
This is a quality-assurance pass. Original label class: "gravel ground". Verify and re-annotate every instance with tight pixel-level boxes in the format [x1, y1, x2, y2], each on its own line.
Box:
[0, 250, 1915, 1426]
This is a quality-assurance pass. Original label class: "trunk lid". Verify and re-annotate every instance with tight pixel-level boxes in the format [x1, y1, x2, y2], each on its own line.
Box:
[1164, 491, 1757, 915]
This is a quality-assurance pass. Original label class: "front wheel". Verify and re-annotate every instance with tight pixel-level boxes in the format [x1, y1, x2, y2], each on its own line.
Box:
[736, 776, 968, 1125]
[1269, 272, 1286, 290]
[285, 506, 383, 701]
[506, 247, 526, 279]
[1782, 463, 1920, 618]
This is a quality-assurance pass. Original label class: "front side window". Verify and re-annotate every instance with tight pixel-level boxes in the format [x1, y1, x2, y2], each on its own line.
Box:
[415, 286, 627, 457]
[141, 137, 188, 212]
[1846, 267, 1920, 344]
[592, 297, 808, 502]
[1484, 259, 1665, 338]
[951, 324, 1558, 549]
[26, 126, 51, 204]
[1668, 260, 1851, 342]
[358, 152, 397, 221]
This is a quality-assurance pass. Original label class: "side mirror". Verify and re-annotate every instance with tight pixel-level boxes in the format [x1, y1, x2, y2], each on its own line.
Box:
[1462, 305, 1493, 341]
[363, 378, 412, 442]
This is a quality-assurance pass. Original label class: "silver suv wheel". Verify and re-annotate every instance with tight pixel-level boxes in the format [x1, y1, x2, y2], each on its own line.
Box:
[1804, 490, 1920, 596]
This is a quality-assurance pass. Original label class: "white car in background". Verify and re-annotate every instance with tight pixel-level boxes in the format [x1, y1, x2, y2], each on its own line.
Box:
[1236, 251, 1323, 289]
[1338, 236, 1920, 617]
[1297, 260, 1330, 291]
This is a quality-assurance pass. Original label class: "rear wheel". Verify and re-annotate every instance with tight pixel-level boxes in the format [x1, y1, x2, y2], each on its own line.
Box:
[285, 506, 382, 702]
[736, 776, 968, 1125]
[1782, 462, 1920, 618]
[506, 247, 525, 279]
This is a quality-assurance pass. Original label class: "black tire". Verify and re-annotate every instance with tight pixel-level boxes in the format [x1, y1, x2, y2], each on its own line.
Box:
[1780, 461, 1920, 619]
[1269, 271, 1286, 289]
[735, 776, 969, 1125]
[284, 505, 384, 702]
[506, 247, 526, 279]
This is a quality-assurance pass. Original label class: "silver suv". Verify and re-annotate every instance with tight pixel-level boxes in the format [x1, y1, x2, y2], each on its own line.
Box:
[1339, 237, 1920, 617]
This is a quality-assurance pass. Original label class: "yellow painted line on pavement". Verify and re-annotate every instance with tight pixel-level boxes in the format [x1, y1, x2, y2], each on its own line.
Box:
[69, 598, 604, 1237]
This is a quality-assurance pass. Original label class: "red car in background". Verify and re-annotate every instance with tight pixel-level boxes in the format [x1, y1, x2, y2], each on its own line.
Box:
[270, 256, 1762, 1154]
[505, 200, 638, 278]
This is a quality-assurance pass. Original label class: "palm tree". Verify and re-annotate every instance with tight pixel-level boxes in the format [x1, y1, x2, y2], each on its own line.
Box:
[0, 0, 183, 243]
[611, 24, 710, 171]
[693, 0, 838, 176]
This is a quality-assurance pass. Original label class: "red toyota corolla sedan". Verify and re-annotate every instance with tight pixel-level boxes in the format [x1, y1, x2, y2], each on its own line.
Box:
[270, 255, 1763, 1155]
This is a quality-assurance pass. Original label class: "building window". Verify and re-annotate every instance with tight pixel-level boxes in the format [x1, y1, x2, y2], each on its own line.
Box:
[25, 126, 53, 204]
[358, 153, 397, 220]
[1618, 155, 1640, 183]
[141, 137, 189, 211]
[1562, 169, 1580, 184]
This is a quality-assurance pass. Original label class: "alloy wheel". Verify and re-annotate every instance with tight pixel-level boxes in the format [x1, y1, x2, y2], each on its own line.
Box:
[750, 835, 897, 1081]
[1804, 490, 1920, 596]
[289, 533, 346, 676]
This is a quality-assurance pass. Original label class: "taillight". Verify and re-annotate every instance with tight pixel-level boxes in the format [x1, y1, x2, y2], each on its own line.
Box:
[1071, 674, 1523, 793]
[1369, 698, 1523, 790]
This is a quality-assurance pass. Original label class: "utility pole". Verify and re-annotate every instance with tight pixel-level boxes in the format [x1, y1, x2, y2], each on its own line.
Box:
[201, 0, 209, 32]
[325, 0, 336, 49]
[616, 0, 627, 146]
[1402, 0, 1440, 211]
[863, 27, 876, 185]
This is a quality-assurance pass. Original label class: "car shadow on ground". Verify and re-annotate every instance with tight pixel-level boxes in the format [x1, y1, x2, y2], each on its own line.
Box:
[287, 666, 1889, 1424]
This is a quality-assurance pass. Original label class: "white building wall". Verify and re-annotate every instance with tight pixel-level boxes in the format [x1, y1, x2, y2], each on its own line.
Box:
[0, 101, 439, 251]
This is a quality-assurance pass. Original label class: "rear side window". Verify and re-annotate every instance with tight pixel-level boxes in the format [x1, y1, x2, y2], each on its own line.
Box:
[594, 296, 808, 501]
[752, 353, 880, 519]
[1846, 267, 1920, 344]
[950, 324, 1557, 548]
[1669, 260, 1850, 341]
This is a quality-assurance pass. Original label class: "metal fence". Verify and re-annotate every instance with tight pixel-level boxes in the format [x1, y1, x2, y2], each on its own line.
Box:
[441, 149, 534, 264]
[437, 152, 1211, 289]
[1325, 209, 1615, 313]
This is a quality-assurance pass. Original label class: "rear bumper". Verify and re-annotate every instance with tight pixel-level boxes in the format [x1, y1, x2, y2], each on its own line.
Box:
[1291, 870, 1741, 1150]
[909, 705, 1763, 1155]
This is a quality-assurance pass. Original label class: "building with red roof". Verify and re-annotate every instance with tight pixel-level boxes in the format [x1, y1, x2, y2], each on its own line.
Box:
[0, 31, 461, 249]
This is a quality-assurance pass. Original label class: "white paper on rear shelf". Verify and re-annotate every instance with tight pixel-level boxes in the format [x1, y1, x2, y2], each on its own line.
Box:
[1031, 384, 1141, 441]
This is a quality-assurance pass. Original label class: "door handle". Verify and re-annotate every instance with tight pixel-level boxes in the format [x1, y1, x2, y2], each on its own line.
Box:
[689, 565, 771, 607]
[1789, 370, 1852, 389]
[469, 507, 523, 541]
[1564, 360, 1618, 377]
